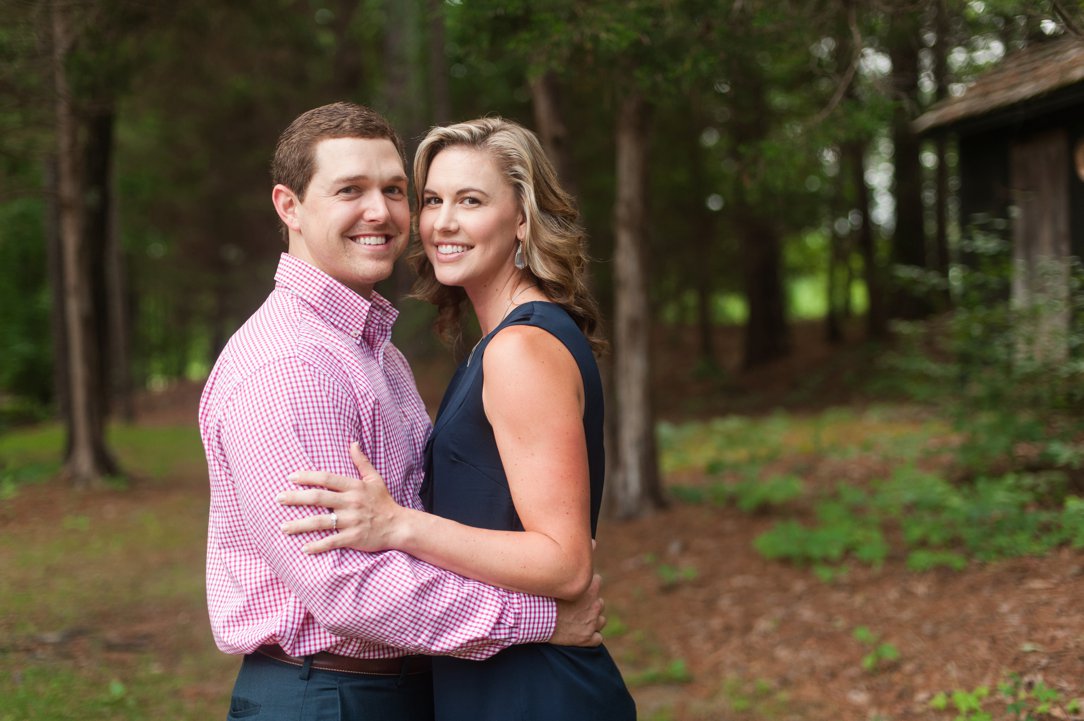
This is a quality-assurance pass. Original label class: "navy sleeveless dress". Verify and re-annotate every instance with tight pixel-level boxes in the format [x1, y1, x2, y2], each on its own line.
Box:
[419, 301, 636, 721]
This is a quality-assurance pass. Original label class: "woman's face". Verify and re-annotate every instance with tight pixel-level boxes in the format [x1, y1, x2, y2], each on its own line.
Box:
[418, 146, 526, 292]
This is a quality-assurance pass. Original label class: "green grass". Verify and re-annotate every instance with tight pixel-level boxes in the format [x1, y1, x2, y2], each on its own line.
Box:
[0, 420, 231, 720]
[660, 410, 1084, 577]
[0, 422, 204, 495]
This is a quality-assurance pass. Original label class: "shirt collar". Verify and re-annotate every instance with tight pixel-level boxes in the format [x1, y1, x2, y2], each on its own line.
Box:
[273, 253, 398, 348]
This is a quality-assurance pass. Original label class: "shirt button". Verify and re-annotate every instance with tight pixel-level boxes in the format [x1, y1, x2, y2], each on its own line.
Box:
[350, 330, 361, 339]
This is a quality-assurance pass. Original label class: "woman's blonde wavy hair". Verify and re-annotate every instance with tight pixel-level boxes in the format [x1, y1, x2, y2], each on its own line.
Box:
[409, 117, 606, 355]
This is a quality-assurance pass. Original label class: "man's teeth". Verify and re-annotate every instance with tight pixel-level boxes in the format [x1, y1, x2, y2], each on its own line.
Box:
[352, 235, 387, 246]
[437, 244, 467, 255]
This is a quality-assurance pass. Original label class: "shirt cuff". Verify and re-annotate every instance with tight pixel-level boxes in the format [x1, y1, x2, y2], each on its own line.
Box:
[516, 594, 557, 644]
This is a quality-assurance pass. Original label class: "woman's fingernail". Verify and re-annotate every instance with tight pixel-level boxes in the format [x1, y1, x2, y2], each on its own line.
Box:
[286, 473, 298, 481]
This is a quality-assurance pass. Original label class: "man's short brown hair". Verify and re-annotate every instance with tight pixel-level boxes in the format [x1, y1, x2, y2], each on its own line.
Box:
[271, 102, 404, 200]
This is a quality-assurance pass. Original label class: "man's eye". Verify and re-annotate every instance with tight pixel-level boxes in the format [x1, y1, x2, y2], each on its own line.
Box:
[338, 186, 359, 195]
[385, 186, 405, 197]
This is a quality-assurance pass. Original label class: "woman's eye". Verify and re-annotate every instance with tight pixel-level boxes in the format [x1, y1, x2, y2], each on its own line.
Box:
[461, 196, 480, 206]
[422, 196, 441, 207]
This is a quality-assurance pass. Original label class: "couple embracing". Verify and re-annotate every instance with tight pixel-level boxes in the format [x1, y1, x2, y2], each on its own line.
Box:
[198, 101, 637, 720]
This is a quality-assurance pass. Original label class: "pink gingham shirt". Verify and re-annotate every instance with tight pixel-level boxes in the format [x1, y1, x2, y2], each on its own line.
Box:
[199, 253, 556, 660]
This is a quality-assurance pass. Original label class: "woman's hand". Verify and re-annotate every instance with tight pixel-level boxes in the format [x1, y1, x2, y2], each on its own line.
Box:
[277, 443, 405, 554]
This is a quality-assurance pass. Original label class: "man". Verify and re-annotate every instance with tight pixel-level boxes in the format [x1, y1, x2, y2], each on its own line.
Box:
[198, 102, 604, 720]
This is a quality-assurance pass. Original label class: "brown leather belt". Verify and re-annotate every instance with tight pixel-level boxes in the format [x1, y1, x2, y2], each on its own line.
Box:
[256, 644, 431, 676]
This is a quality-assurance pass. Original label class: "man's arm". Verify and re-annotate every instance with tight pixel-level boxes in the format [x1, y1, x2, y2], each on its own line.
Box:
[220, 356, 557, 659]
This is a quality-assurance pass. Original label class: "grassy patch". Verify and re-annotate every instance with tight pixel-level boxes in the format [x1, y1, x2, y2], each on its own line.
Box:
[0, 422, 203, 498]
[0, 420, 228, 720]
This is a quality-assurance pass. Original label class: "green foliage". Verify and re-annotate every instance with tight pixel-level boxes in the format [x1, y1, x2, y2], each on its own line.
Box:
[931, 675, 1083, 721]
[0, 191, 52, 410]
[755, 462, 1082, 575]
[669, 473, 804, 513]
[719, 676, 790, 717]
[929, 685, 992, 721]
[626, 659, 693, 688]
[882, 235, 1084, 479]
[852, 626, 900, 672]
[640, 552, 699, 590]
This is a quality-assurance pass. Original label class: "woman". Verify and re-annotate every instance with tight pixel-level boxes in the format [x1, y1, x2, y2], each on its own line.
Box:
[279, 117, 636, 720]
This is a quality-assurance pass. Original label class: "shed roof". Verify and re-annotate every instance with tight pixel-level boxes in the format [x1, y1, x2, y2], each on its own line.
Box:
[913, 33, 1084, 134]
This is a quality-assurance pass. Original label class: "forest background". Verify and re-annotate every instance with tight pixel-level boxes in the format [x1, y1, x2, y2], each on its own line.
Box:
[2, 1, 1084, 720]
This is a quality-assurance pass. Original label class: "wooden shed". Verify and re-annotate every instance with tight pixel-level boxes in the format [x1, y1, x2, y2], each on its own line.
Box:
[914, 33, 1084, 358]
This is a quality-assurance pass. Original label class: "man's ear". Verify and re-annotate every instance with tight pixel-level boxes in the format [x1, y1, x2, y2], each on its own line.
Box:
[272, 184, 302, 232]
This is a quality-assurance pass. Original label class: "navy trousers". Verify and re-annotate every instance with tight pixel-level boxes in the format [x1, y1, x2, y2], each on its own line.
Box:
[227, 653, 435, 721]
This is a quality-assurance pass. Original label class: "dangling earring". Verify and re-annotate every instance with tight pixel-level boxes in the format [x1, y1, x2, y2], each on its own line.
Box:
[514, 241, 527, 270]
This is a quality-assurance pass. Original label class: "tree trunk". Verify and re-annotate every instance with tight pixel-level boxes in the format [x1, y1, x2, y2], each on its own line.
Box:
[382, 0, 423, 304]
[330, 0, 363, 96]
[843, 139, 887, 338]
[83, 104, 127, 419]
[685, 107, 718, 369]
[530, 73, 577, 195]
[52, 0, 118, 487]
[728, 29, 789, 368]
[888, 5, 931, 320]
[426, 0, 452, 125]
[609, 91, 663, 518]
[826, 207, 846, 344]
[932, 0, 952, 308]
[736, 208, 789, 367]
[44, 155, 71, 454]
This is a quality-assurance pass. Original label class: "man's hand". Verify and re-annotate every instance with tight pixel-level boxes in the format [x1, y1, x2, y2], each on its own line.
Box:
[550, 573, 606, 647]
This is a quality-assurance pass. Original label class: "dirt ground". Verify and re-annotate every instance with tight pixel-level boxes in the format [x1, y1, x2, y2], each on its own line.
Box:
[10, 320, 1084, 720]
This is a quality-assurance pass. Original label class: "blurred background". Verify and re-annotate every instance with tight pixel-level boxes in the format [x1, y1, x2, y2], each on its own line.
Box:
[2, 1, 1084, 719]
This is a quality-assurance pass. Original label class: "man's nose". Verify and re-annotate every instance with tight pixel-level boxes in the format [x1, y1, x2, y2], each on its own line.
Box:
[361, 190, 389, 223]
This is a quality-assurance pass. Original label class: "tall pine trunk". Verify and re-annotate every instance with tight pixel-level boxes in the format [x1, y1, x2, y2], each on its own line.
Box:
[51, 0, 118, 487]
[888, 4, 931, 320]
[729, 27, 789, 368]
[426, 0, 452, 125]
[932, 0, 952, 308]
[844, 139, 887, 338]
[609, 92, 663, 518]
[530, 73, 576, 194]
[685, 106, 718, 369]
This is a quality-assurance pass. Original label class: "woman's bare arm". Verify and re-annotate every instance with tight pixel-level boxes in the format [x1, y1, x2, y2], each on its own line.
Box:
[278, 325, 594, 601]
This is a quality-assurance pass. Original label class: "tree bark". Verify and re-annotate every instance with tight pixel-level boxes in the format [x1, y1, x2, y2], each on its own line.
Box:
[609, 91, 663, 518]
[736, 207, 789, 367]
[530, 73, 576, 195]
[826, 203, 846, 344]
[843, 139, 887, 338]
[888, 4, 931, 320]
[51, 0, 118, 487]
[932, 0, 952, 308]
[426, 0, 452, 125]
[83, 103, 127, 419]
[44, 155, 71, 455]
[728, 26, 789, 368]
[685, 107, 718, 368]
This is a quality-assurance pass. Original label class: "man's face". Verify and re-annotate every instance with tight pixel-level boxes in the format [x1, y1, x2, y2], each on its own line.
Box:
[278, 137, 410, 297]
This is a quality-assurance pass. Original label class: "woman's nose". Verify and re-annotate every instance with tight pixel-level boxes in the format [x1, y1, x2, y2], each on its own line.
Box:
[433, 203, 456, 232]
